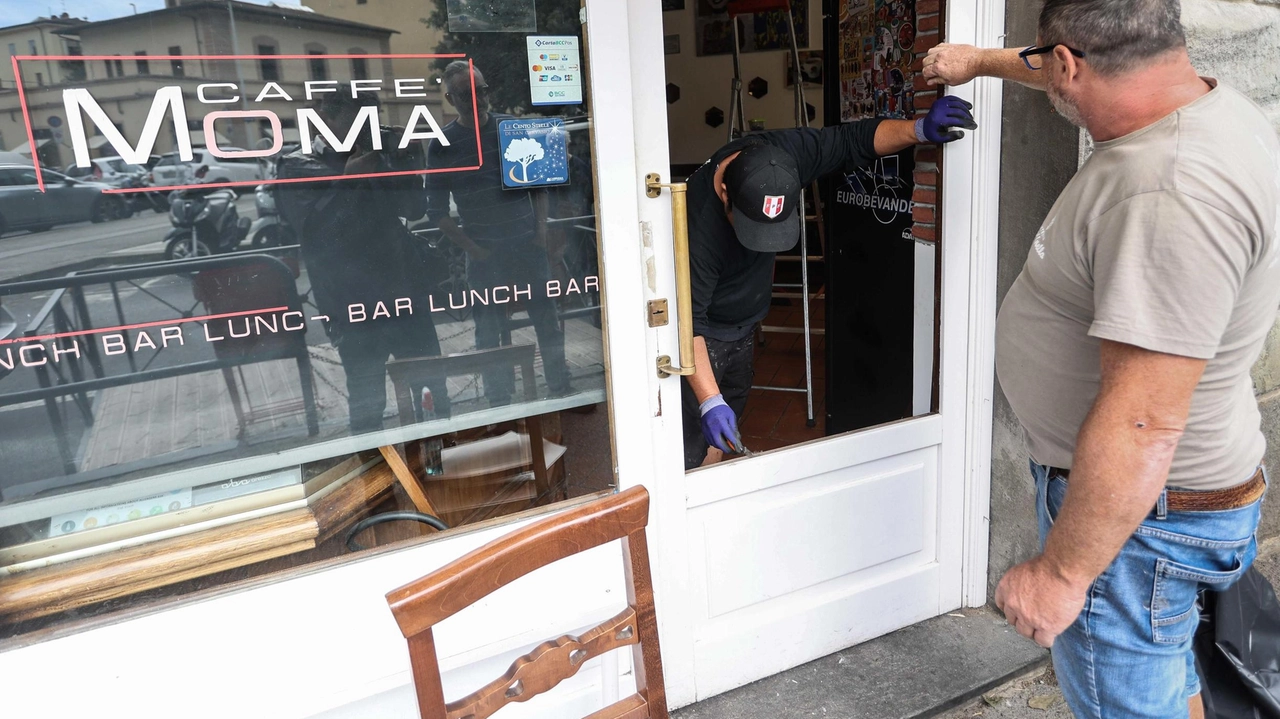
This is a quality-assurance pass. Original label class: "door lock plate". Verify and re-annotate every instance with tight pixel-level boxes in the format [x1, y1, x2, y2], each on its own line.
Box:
[647, 299, 669, 327]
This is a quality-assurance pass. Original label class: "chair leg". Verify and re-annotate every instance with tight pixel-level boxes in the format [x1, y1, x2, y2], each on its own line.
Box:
[527, 416, 551, 502]
[295, 353, 320, 436]
[221, 366, 247, 439]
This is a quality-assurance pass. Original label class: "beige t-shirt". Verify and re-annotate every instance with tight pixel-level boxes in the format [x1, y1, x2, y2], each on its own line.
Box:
[996, 81, 1280, 490]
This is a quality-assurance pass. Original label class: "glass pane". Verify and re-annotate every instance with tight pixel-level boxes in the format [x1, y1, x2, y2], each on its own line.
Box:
[662, 0, 940, 470]
[0, 0, 609, 639]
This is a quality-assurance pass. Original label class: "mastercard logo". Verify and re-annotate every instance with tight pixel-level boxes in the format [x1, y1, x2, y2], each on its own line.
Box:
[532, 65, 543, 71]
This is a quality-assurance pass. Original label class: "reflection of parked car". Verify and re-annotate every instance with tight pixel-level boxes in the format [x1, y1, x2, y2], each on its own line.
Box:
[150, 149, 264, 189]
[0, 164, 127, 236]
[63, 156, 147, 187]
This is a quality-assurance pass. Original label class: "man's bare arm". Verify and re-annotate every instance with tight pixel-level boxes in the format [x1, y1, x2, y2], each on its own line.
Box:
[995, 340, 1205, 647]
[688, 337, 720, 404]
[923, 44, 1046, 90]
[1044, 340, 1205, 587]
[872, 119, 922, 155]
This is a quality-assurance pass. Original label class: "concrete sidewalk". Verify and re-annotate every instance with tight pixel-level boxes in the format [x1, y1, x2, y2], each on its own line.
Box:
[676, 539, 1280, 719]
[941, 540, 1280, 718]
[673, 607, 1047, 719]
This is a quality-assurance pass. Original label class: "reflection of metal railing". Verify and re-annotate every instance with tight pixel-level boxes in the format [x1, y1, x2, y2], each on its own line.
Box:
[0, 250, 318, 477]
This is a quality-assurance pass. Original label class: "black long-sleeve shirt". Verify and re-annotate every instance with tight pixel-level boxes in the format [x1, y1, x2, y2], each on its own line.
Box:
[423, 114, 538, 246]
[688, 120, 883, 341]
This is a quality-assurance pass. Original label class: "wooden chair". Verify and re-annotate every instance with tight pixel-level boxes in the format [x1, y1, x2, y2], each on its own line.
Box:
[385, 486, 669, 719]
[385, 344, 559, 524]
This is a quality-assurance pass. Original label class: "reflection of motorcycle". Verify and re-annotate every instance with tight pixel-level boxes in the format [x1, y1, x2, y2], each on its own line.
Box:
[248, 183, 294, 248]
[119, 174, 169, 215]
[163, 187, 251, 261]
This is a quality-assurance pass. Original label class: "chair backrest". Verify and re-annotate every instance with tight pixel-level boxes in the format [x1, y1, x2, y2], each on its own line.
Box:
[385, 343, 538, 426]
[192, 255, 306, 361]
[385, 486, 669, 719]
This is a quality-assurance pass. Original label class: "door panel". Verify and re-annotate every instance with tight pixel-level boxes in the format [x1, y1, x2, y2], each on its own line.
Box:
[695, 452, 930, 617]
[684, 440, 941, 693]
[693, 567, 942, 699]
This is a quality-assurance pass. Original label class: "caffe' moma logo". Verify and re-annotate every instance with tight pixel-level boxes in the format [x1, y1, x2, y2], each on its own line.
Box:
[10, 53, 482, 193]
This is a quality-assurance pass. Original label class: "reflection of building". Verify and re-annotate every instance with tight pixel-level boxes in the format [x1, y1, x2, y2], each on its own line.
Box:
[0, 14, 86, 164]
[302, 0, 449, 122]
[0, 1, 400, 169]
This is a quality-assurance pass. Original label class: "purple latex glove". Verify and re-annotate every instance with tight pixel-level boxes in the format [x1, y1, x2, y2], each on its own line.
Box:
[700, 394, 743, 454]
[915, 95, 978, 143]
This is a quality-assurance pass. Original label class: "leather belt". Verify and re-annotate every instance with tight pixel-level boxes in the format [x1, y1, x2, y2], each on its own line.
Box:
[1048, 466, 1266, 512]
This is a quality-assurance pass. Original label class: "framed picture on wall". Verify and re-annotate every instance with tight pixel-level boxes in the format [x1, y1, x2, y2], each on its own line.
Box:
[787, 50, 824, 86]
[662, 0, 686, 10]
[695, 0, 809, 56]
[664, 34, 682, 55]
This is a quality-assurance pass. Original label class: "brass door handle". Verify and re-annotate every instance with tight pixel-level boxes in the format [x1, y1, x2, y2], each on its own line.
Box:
[645, 173, 695, 378]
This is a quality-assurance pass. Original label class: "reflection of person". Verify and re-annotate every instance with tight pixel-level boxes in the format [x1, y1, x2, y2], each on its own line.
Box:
[425, 61, 572, 406]
[276, 92, 451, 433]
[924, 2, 1280, 717]
[682, 98, 977, 470]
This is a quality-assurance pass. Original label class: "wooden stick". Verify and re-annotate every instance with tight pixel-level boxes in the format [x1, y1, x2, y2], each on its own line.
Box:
[379, 445, 442, 519]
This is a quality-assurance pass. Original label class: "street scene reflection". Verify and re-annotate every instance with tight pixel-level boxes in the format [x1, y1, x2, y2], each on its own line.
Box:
[0, 0, 609, 634]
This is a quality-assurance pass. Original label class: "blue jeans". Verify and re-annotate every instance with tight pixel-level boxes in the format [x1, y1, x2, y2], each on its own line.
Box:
[1032, 461, 1265, 719]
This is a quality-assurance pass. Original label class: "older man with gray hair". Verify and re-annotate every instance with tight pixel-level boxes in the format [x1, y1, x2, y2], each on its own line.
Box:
[925, 0, 1280, 717]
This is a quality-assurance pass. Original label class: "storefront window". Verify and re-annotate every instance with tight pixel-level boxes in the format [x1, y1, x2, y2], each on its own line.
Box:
[0, 1, 606, 639]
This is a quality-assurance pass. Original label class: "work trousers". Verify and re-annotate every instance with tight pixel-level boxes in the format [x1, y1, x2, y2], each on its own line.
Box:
[681, 333, 755, 470]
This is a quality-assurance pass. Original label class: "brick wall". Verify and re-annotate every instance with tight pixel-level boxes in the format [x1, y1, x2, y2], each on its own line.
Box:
[910, 0, 942, 243]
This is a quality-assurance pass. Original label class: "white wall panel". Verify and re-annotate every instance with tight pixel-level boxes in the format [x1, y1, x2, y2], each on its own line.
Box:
[695, 457, 929, 617]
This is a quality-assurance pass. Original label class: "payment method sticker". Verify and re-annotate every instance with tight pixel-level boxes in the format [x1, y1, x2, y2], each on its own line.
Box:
[526, 36, 583, 106]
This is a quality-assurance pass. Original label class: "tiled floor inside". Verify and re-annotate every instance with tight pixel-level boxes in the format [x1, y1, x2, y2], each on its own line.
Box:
[738, 299, 826, 453]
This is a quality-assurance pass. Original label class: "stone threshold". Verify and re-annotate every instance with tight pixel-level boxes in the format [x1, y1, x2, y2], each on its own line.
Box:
[673, 607, 1047, 719]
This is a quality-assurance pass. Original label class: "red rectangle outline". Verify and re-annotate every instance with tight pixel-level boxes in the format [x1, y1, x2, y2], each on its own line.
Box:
[12, 54, 483, 194]
[0, 305, 290, 346]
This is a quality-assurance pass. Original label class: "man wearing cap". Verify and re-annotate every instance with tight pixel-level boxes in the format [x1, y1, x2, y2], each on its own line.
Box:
[684, 96, 978, 469]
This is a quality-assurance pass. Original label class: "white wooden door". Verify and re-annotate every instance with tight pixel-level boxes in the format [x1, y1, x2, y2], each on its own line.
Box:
[625, 0, 1006, 706]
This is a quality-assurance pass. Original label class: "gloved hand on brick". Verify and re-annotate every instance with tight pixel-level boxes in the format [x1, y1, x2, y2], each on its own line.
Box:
[916, 96, 978, 143]
[700, 394, 744, 454]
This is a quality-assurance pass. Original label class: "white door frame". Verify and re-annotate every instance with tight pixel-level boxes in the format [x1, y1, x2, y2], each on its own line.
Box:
[0, 2, 674, 716]
[624, 0, 1005, 707]
[947, 0, 1006, 609]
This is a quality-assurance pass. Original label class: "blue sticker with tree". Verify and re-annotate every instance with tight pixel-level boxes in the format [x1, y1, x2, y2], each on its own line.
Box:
[497, 117, 570, 189]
